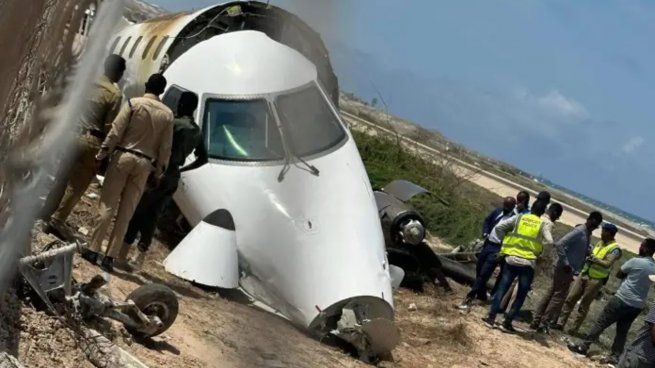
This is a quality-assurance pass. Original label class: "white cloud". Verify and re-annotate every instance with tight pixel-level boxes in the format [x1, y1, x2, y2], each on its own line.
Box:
[622, 136, 645, 154]
[515, 88, 589, 121]
[535, 90, 589, 120]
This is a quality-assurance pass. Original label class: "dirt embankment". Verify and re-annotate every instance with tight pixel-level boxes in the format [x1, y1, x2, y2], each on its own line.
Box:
[0, 180, 606, 368]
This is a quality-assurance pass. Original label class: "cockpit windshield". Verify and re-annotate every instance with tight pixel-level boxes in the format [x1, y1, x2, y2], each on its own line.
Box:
[203, 84, 346, 163]
[275, 84, 346, 157]
[204, 99, 285, 161]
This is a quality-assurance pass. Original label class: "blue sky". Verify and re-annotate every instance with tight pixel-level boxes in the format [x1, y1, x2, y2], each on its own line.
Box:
[150, 0, 655, 222]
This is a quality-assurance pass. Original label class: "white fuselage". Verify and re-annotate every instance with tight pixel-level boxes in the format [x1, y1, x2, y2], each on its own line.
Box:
[112, 6, 395, 345]
[175, 134, 392, 327]
[162, 31, 393, 329]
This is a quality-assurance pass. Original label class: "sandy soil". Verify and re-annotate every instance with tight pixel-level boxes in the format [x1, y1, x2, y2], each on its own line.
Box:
[2, 181, 607, 368]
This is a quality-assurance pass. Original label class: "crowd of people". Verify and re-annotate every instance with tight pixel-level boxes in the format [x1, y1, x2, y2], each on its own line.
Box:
[458, 189, 655, 367]
[46, 54, 205, 273]
[41, 53, 655, 367]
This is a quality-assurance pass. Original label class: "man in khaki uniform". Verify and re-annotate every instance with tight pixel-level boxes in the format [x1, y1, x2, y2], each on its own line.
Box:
[84, 74, 174, 272]
[122, 92, 207, 272]
[48, 55, 125, 231]
[557, 223, 622, 334]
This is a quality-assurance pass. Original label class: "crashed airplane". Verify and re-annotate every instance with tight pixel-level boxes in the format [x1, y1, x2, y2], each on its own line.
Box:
[106, 1, 399, 357]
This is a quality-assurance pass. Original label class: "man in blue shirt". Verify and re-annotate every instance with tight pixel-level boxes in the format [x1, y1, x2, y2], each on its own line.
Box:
[459, 196, 516, 308]
[569, 238, 655, 363]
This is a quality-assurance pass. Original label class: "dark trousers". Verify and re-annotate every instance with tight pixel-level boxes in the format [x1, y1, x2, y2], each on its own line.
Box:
[124, 172, 179, 250]
[467, 239, 501, 300]
[489, 263, 534, 322]
[532, 266, 574, 327]
[582, 296, 642, 358]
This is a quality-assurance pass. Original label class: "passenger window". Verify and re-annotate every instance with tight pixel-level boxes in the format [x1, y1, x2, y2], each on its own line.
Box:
[119, 36, 132, 56]
[142, 36, 157, 59]
[162, 85, 191, 116]
[129, 36, 143, 58]
[152, 36, 169, 60]
[109, 37, 121, 53]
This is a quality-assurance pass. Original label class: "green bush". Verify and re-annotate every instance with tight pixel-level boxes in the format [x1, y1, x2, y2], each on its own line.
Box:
[353, 131, 499, 245]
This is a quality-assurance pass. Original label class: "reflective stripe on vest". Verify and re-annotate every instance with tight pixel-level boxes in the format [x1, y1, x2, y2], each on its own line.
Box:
[583, 240, 619, 279]
[500, 214, 545, 260]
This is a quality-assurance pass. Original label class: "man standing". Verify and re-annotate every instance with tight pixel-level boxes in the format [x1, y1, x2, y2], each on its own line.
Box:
[530, 211, 603, 332]
[459, 196, 516, 308]
[482, 200, 554, 332]
[84, 74, 174, 272]
[617, 298, 655, 368]
[568, 238, 655, 363]
[482, 197, 518, 239]
[515, 190, 530, 215]
[48, 55, 125, 232]
[120, 91, 207, 271]
[495, 202, 563, 314]
[536, 191, 551, 204]
[558, 223, 622, 334]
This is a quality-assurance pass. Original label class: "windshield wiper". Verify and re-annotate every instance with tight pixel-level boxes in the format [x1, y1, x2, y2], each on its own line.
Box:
[274, 105, 320, 182]
[277, 152, 320, 182]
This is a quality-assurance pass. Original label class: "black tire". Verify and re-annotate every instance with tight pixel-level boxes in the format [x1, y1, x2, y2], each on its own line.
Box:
[125, 283, 178, 337]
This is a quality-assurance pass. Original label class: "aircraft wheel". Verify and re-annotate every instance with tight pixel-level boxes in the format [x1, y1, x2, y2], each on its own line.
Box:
[125, 283, 178, 337]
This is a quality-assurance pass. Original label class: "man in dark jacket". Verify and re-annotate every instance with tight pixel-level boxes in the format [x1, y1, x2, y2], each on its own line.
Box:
[459, 196, 516, 308]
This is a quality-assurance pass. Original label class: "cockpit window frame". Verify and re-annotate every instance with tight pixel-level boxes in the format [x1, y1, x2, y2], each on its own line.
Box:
[273, 82, 348, 158]
[199, 82, 349, 167]
[202, 96, 287, 164]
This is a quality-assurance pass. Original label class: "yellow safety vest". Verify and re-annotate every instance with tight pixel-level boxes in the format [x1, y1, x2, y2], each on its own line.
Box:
[500, 214, 545, 260]
[583, 240, 619, 279]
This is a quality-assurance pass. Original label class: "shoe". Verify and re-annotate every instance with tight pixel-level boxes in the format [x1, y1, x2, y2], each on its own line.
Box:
[113, 259, 134, 273]
[529, 321, 540, 330]
[482, 316, 496, 329]
[500, 320, 517, 333]
[137, 242, 149, 253]
[606, 355, 619, 365]
[80, 249, 99, 265]
[100, 256, 114, 273]
[457, 297, 473, 310]
[567, 342, 588, 356]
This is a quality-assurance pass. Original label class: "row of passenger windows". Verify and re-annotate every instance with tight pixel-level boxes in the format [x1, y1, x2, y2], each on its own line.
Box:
[110, 34, 169, 61]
